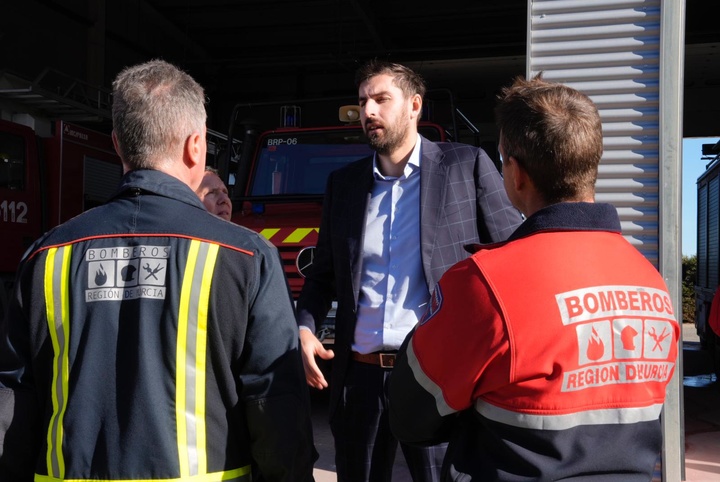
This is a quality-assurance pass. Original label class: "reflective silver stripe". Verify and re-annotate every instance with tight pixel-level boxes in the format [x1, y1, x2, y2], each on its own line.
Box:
[44, 245, 73, 479]
[177, 240, 219, 477]
[406, 339, 457, 417]
[408, 330, 665, 430]
[475, 399, 664, 430]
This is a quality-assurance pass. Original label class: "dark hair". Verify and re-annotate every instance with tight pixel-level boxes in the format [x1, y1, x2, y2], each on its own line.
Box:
[354, 59, 426, 100]
[495, 74, 603, 204]
[112, 59, 206, 170]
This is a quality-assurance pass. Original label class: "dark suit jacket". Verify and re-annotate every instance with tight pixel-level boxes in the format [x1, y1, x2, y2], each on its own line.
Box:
[296, 136, 522, 417]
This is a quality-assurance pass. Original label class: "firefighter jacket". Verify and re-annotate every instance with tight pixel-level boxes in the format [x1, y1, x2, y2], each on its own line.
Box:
[389, 202, 680, 481]
[0, 169, 315, 482]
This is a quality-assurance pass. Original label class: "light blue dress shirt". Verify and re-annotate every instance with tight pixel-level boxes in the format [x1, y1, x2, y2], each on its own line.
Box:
[352, 135, 430, 353]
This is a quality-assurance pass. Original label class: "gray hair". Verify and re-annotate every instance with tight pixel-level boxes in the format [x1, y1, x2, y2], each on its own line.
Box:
[111, 59, 206, 170]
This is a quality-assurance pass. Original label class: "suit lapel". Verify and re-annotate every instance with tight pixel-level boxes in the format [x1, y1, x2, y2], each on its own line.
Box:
[345, 158, 374, 305]
[419, 137, 447, 286]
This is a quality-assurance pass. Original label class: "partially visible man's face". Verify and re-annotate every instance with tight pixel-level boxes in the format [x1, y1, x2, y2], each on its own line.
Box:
[358, 73, 416, 155]
[499, 139, 522, 213]
[196, 172, 232, 221]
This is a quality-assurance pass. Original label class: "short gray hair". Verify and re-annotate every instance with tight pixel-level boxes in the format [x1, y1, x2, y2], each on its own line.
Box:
[112, 59, 206, 170]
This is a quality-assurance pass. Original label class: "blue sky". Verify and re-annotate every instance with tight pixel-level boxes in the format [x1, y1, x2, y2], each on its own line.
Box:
[682, 137, 720, 256]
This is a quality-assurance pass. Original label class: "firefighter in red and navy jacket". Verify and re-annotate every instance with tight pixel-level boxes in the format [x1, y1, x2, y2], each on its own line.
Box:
[389, 76, 679, 481]
[0, 60, 315, 482]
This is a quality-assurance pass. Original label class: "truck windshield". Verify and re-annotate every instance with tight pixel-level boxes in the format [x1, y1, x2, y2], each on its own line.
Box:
[250, 129, 372, 196]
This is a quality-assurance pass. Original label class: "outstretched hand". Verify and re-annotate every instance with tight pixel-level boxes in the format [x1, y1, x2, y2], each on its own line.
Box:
[299, 329, 335, 389]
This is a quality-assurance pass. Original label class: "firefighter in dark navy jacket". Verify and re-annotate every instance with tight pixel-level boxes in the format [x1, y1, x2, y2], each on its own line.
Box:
[0, 59, 315, 481]
[388, 75, 680, 481]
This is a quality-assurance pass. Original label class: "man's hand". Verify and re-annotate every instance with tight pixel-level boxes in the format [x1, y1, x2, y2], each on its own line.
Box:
[299, 329, 335, 389]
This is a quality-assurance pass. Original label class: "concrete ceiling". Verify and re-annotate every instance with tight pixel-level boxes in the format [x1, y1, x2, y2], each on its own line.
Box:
[1, 0, 719, 137]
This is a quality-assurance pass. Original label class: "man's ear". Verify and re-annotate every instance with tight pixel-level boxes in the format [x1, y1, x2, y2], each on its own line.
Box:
[184, 131, 205, 169]
[410, 93, 422, 121]
[111, 131, 131, 174]
[508, 156, 528, 193]
[111, 130, 120, 156]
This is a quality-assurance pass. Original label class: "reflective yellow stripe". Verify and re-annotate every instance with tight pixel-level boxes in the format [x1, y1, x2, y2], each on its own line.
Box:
[283, 227, 318, 244]
[259, 228, 280, 241]
[260, 227, 320, 243]
[176, 240, 219, 477]
[176, 242, 197, 476]
[44, 245, 72, 479]
[195, 243, 218, 472]
[33, 464, 251, 482]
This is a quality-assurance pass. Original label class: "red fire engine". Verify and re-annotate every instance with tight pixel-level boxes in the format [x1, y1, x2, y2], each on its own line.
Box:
[0, 119, 123, 315]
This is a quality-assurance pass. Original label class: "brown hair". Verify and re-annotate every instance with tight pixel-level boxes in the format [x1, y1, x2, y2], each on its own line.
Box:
[354, 59, 426, 100]
[495, 75, 603, 204]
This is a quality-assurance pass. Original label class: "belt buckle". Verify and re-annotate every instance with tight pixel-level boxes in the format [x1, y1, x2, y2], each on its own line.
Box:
[379, 353, 396, 368]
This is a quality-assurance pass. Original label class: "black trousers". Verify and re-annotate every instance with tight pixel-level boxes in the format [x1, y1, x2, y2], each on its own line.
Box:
[330, 360, 447, 482]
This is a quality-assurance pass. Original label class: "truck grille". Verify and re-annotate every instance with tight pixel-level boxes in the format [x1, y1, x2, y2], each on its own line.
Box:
[277, 245, 304, 298]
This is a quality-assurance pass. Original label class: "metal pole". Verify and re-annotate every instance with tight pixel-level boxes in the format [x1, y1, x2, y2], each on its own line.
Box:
[659, 0, 687, 480]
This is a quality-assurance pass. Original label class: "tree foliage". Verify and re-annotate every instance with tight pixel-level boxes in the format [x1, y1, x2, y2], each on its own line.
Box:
[682, 254, 697, 324]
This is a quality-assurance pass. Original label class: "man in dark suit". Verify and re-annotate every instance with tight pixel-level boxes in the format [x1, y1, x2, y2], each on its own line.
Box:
[296, 60, 522, 482]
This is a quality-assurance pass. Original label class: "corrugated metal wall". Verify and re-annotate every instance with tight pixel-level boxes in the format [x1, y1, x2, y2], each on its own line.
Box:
[698, 182, 708, 286]
[709, 176, 719, 287]
[527, 2, 684, 480]
[527, 0, 661, 266]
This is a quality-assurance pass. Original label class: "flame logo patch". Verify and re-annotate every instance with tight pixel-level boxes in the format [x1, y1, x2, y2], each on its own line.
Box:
[94, 265, 108, 286]
[586, 326, 605, 361]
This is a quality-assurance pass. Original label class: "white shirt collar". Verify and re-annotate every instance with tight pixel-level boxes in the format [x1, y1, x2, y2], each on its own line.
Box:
[372, 133, 422, 180]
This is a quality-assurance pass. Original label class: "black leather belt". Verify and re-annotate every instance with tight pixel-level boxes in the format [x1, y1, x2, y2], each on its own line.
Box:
[352, 351, 397, 368]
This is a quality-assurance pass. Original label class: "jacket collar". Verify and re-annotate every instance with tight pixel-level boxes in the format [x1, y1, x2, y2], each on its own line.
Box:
[419, 135, 442, 165]
[509, 202, 621, 241]
[465, 202, 621, 253]
[113, 169, 207, 211]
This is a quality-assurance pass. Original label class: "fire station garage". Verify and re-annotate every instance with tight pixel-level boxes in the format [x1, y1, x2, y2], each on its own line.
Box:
[1, 2, 720, 481]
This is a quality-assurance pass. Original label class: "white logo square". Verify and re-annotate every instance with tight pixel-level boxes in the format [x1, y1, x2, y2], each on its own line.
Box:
[139, 259, 167, 286]
[87, 261, 115, 288]
[116, 259, 140, 287]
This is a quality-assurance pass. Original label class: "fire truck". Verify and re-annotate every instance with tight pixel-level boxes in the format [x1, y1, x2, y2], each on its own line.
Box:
[222, 95, 488, 342]
[0, 119, 123, 316]
[694, 139, 720, 375]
